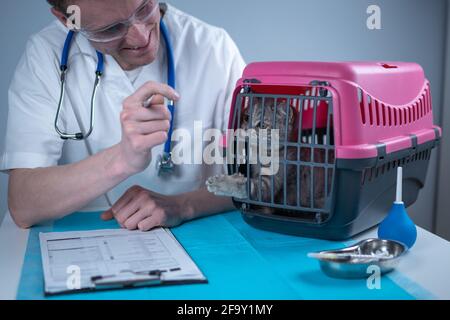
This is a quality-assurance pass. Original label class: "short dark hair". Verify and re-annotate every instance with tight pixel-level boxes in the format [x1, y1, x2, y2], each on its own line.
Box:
[47, 0, 70, 12]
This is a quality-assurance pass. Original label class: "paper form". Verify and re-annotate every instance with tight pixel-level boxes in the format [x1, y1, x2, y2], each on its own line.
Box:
[39, 228, 206, 294]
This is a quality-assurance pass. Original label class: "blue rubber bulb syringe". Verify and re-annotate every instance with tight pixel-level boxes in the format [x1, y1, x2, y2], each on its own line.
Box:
[378, 166, 417, 249]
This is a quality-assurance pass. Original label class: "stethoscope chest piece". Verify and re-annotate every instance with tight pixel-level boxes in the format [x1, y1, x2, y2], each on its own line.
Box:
[157, 152, 175, 176]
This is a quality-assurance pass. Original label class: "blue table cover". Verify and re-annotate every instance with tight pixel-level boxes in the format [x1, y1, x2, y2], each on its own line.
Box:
[17, 210, 425, 299]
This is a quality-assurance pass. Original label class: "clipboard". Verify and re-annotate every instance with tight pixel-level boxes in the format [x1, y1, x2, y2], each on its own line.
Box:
[39, 228, 208, 295]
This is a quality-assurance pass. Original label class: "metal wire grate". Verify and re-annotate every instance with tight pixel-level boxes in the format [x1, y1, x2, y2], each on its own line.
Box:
[228, 86, 336, 224]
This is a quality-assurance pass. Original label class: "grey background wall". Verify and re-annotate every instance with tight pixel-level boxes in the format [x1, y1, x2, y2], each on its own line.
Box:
[436, 1, 450, 240]
[0, 0, 448, 237]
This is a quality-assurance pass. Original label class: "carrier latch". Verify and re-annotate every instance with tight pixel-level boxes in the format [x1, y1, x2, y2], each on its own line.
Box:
[243, 78, 261, 83]
[242, 78, 261, 93]
[309, 80, 331, 97]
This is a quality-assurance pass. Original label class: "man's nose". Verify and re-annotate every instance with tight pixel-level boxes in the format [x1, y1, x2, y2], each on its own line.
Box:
[126, 23, 150, 46]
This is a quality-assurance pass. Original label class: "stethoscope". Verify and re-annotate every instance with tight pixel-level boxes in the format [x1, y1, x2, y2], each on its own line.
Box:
[55, 19, 176, 176]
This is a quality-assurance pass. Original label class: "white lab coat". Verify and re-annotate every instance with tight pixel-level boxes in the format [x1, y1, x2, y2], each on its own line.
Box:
[0, 4, 246, 210]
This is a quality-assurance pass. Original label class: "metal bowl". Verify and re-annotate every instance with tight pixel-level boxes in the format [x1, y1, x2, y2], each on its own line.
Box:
[308, 238, 407, 279]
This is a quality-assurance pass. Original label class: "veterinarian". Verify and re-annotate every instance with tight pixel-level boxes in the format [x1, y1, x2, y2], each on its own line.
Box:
[0, 0, 245, 230]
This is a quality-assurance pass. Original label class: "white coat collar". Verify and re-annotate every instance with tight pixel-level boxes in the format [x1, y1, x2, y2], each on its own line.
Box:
[72, 34, 126, 80]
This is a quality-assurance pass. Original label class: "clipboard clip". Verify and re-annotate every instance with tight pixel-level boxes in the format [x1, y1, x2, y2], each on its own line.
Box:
[90, 269, 165, 290]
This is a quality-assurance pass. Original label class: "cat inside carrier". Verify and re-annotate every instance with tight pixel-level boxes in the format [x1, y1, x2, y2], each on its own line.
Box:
[206, 61, 441, 240]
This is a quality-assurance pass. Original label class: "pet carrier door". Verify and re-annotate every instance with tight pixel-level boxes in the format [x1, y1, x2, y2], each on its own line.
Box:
[227, 82, 336, 225]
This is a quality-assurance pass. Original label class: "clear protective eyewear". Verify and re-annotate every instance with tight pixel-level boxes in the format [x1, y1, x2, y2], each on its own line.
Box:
[79, 0, 160, 43]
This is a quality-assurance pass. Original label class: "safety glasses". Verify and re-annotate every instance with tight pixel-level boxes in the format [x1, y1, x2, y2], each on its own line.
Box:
[79, 0, 160, 43]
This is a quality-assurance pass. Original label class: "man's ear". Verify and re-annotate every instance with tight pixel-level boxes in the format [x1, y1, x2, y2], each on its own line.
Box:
[50, 7, 68, 28]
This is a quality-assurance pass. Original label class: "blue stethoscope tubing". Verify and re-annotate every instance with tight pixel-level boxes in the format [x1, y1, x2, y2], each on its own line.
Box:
[60, 30, 105, 74]
[159, 20, 175, 154]
[55, 19, 176, 171]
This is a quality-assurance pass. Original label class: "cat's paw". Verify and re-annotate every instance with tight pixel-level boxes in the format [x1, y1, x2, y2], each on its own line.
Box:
[205, 174, 229, 196]
[206, 174, 248, 198]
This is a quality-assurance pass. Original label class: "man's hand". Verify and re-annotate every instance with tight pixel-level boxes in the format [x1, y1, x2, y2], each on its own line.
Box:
[117, 81, 179, 176]
[101, 185, 192, 231]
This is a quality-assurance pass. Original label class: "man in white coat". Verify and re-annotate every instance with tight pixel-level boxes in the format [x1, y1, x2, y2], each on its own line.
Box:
[0, 0, 246, 230]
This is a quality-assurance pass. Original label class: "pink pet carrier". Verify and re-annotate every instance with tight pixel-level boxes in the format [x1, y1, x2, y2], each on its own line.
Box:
[226, 61, 441, 240]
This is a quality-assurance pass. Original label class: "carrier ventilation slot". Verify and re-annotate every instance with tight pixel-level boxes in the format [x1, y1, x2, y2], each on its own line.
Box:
[358, 83, 432, 126]
[361, 148, 432, 185]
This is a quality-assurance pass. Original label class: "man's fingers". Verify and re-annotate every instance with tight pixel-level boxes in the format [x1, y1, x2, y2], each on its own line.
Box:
[123, 208, 151, 230]
[126, 119, 171, 135]
[137, 212, 164, 232]
[135, 131, 169, 150]
[110, 187, 137, 216]
[146, 94, 164, 106]
[122, 104, 171, 122]
[127, 81, 179, 106]
[101, 209, 114, 221]
[113, 198, 142, 226]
